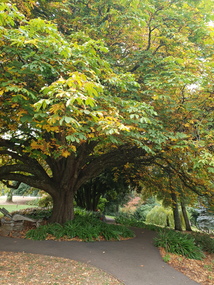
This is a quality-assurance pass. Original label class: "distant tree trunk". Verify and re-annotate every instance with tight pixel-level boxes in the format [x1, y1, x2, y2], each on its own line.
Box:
[6, 189, 13, 203]
[166, 215, 170, 227]
[181, 200, 192, 231]
[75, 180, 102, 211]
[171, 192, 182, 231]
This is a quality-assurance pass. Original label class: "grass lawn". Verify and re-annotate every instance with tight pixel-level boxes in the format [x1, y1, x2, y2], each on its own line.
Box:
[0, 204, 38, 217]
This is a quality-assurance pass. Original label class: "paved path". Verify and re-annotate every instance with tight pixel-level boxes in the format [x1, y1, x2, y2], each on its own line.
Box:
[0, 227, 198, 285]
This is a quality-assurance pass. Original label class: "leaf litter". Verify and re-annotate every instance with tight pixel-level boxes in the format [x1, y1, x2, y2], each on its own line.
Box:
[0, 251, 124, 285]
[159, 247, 214, 285]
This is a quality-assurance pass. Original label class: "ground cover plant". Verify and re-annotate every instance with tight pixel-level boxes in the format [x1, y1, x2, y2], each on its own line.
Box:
[115, 212, 159, 230]
[116, 213, 214, 256]
[115, 212, 144, 226]
[192, 232, 214, 254]
[154, 229, 205, 260]
[25, 210, 135, 241]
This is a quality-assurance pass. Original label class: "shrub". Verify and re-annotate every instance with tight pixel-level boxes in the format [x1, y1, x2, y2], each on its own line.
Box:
[38, 194, 53, 207]
[133, 204, 155, 221]
[114, 212, 133, 225]
[26, 199, 40, 206]
[12, 207, 53, 220]
[146, 206, 174, 227]
[133, 197, 158, 221]
[192, 232, 214, 254]
[26, 225, 49, 240]
[26, 213, 135, 241]
[154, 229, 205, 260]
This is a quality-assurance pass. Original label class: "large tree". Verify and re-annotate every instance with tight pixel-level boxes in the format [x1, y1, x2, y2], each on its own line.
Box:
[0, 1, 166, 223]
[0, 0, 213, 224]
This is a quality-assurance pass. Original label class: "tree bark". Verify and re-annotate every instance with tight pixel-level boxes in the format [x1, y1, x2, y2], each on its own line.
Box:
[181, 200, 192, 231]
[49, 189, 75, 224]
[75, 183, 102, 211]
[171, 192, 182, 231]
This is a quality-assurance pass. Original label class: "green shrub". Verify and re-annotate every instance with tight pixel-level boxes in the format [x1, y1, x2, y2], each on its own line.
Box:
[163, 254, 171, 263]
[114, 212, 133, 225]
[26, 199, 40, 206]
[115, 212, 146, 228]
[133, 202, 157, 221]
[26, 213, 135, 241]
[38, 195, 53, 207]
[154, 229, 205, 260]
[12, 207, 53, 220]
[146, 206, 174, 228]
[26, 225, 49, 240]
[192, 233, 214, 254]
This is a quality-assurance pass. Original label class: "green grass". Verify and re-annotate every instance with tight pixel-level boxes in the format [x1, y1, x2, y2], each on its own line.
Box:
[0, 204, 37, 217]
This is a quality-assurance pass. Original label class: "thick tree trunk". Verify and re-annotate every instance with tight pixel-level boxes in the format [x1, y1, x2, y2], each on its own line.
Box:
[49, 189, 75, 224]
[181, 200, 192, 231]
[171, 192, 182, 231]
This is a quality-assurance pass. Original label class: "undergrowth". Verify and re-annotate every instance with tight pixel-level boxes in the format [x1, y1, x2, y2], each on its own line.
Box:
[25, 214, 135, 241]
[116, 212, 214, 259]
[154, 229, 205, 260]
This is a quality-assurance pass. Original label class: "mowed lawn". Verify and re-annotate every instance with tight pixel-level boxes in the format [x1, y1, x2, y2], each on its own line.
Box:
[0, 196, 38, 217]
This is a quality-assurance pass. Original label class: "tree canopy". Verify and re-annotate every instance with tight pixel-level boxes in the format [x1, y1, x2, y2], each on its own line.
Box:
[0, 0, 213, 223]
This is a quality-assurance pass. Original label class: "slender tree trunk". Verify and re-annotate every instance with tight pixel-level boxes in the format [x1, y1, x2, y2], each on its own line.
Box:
[181, 200, 192, 231]
[166, 215, 170, 227]
[171, 192, 182, 231]
[6, 189, 13, 203]
[75, 182, 101, 211]
[49, 189, 75, 224]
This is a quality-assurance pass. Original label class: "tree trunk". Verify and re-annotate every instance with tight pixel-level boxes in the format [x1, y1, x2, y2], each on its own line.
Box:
[6, 189, 13, 203]
[171, 192, 182, 231]
[181, 200, 192, 231]
[75, 182, 101, 211]
[49, 189, 75, 224]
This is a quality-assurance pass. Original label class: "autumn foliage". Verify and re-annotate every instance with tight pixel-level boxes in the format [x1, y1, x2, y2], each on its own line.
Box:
[0, 0, 213, 224]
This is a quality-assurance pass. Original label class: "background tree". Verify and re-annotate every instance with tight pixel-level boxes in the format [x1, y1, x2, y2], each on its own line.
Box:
[75, 169, 133, 212]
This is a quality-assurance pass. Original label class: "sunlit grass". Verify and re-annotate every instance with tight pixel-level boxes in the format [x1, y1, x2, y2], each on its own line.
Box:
[0, 204, 37, 217]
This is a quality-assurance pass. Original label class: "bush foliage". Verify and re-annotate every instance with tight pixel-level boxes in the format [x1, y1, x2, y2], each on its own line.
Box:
[12, 207, 52, 220]
[25, 211, 135, 241]
[154, 230, 205, 260]
[192, 232, 214, 254]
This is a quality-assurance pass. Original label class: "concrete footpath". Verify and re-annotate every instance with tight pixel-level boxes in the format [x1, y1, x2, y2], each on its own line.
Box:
[0, 227, 199, 285]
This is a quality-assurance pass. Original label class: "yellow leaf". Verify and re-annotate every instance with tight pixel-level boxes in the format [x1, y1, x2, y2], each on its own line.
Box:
[88, 133, 95, 138]
[61, 150, 70, 157]
[31, 141, 39, 149]
[49, 103, 64, 114]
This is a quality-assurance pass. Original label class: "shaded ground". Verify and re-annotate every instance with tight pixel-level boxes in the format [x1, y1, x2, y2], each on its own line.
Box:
[0, 251, 123, 285]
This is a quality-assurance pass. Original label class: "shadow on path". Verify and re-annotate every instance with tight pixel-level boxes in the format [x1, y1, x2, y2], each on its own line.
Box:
[0, 227, 199, 285]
